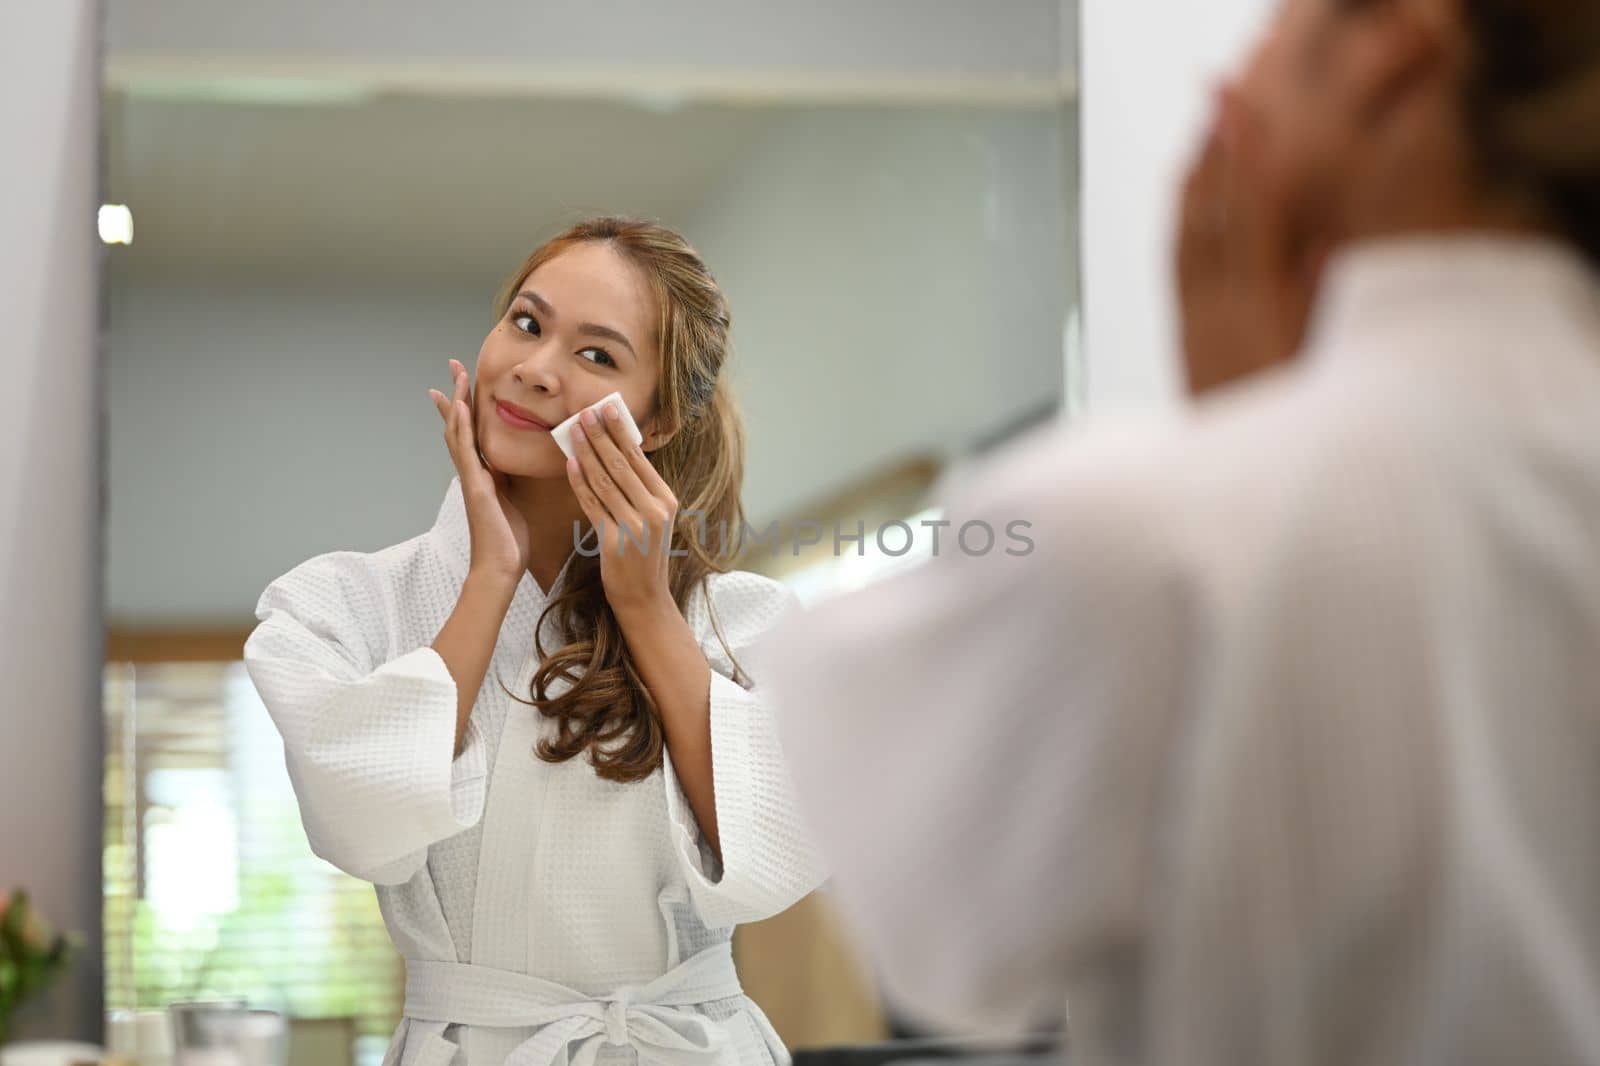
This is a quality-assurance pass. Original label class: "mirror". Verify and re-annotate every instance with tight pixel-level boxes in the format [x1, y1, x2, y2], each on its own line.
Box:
[102, 4, 1078, 1064]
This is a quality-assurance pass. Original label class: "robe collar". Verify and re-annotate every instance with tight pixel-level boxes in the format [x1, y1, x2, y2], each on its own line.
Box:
[1303, 231, 1600, 365]
[427, 474, 576, 603]
[430, 475, 473, 571]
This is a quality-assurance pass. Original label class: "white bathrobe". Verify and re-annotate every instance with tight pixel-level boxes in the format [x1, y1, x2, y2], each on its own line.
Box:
[242, 475, 827, 1066]
[755, 234, 1600, 1066]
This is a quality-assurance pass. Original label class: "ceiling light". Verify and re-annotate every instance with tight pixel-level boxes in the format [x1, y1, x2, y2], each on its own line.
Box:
[99, 204, 133, 245]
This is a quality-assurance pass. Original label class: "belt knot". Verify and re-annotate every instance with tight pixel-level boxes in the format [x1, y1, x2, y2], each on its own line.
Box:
[601, 986, 638, 1046]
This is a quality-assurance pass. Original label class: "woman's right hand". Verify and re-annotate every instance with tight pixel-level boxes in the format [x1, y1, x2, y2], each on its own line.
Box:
[429, 359, 532, 585]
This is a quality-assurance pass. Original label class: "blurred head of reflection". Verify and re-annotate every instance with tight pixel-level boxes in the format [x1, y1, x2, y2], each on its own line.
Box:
[472, 216, 748, 782]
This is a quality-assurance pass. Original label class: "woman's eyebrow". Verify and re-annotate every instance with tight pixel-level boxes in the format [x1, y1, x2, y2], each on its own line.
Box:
[517, 289, 637, 360]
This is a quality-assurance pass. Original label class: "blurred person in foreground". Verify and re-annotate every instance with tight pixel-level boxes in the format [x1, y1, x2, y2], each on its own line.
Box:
[753, 1, 1600, 1063]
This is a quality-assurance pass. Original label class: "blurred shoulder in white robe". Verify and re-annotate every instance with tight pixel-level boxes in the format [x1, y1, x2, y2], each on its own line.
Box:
[755, 234, 1600, 1066]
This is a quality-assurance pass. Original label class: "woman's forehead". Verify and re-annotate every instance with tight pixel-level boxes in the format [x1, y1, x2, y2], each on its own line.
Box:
[525, 242, 657, 338]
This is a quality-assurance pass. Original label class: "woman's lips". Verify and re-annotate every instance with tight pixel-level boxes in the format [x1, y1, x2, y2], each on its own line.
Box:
[495, 400, 552, 431]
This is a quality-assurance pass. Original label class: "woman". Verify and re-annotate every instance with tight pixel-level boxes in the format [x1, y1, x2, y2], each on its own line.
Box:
[243, 217, 827, 1066]
[758, 1, 1600, 1064]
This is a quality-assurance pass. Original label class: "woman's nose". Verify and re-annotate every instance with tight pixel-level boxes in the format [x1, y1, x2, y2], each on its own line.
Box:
[510, 345, 564, 393]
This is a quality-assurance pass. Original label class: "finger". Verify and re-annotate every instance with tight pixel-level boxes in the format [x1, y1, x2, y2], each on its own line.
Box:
[1178, 134, 1229, 280]
[463, 369, 492, 472]
[1219, 87, 1278, 200]
[585, 407, 655, 512]
[1220, 102, 1272, 275]
[436, 363, 464, 458]
[1222, 86, 1306, 277]
[446, 361, 464, 444]
[1217, 84, 1285, 271]
[1220, 86, 1261, 155]
[618, 427, 673, 502]
[430, 386, 470, 481]
[435, 391, 475, 490]
[1215, 92, 1252, 234]
[452, 397, 485, 490]
[1181, 104, 1229, 234]
[447, 364, 477, 466]
[456, 400, 483, 475]
[1188, 88, 1229, 185]
[572, 420, 643, 528]
[461, 361, 478, 435]
[600, 416, 679, 554]
[1180, 156, 1217, 246]
[1181, 133, 1219, 218]
[566, 454, 614, 549]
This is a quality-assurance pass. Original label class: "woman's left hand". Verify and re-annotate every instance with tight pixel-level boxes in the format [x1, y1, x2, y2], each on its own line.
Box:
[567, 401, 678, 614]
[1177, 82, 1328, 397]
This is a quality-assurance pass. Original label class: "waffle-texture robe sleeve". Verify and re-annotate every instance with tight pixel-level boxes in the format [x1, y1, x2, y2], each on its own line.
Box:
[243, 552, 489, 886]
[661, 571, 830, 929]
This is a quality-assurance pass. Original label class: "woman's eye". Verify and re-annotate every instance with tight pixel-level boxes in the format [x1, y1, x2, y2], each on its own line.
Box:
[507, 312, 610, 368]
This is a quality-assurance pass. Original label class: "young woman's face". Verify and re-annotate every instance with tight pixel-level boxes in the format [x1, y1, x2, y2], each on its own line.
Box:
[475, 241, 663, 479]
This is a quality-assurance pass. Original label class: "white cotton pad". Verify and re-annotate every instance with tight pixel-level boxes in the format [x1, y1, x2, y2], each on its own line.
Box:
[550, 390, 644, 461]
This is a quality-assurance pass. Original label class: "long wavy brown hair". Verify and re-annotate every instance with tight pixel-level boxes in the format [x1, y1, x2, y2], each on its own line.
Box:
[489, 216, 751, 783]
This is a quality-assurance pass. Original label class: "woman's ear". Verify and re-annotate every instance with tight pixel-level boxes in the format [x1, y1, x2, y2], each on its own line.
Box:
[1346, 0, 1464, 130]
[641, 412, 679, 453]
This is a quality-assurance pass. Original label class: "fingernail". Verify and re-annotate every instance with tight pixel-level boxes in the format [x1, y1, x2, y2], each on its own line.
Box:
[582, 409, 597, 426]
[573, 424, 587, 442]
[605, 403, 619, 421]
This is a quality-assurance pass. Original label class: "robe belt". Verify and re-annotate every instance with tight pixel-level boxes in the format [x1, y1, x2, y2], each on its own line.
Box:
[402, 941, 745, 1066]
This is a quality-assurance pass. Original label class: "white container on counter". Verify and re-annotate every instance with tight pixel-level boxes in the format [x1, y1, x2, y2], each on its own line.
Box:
[106, 1008, 173, 1066]
[0, 1041, 107, 1066]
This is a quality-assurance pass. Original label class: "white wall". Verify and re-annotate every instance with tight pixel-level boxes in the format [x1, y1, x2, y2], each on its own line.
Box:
[106, 0, 1062, 102]
[0, 0, 105, 1043]
[105, 270, 493, 625]
[1080, 0, 1274, 411]
[687, 105, 1067, 523]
